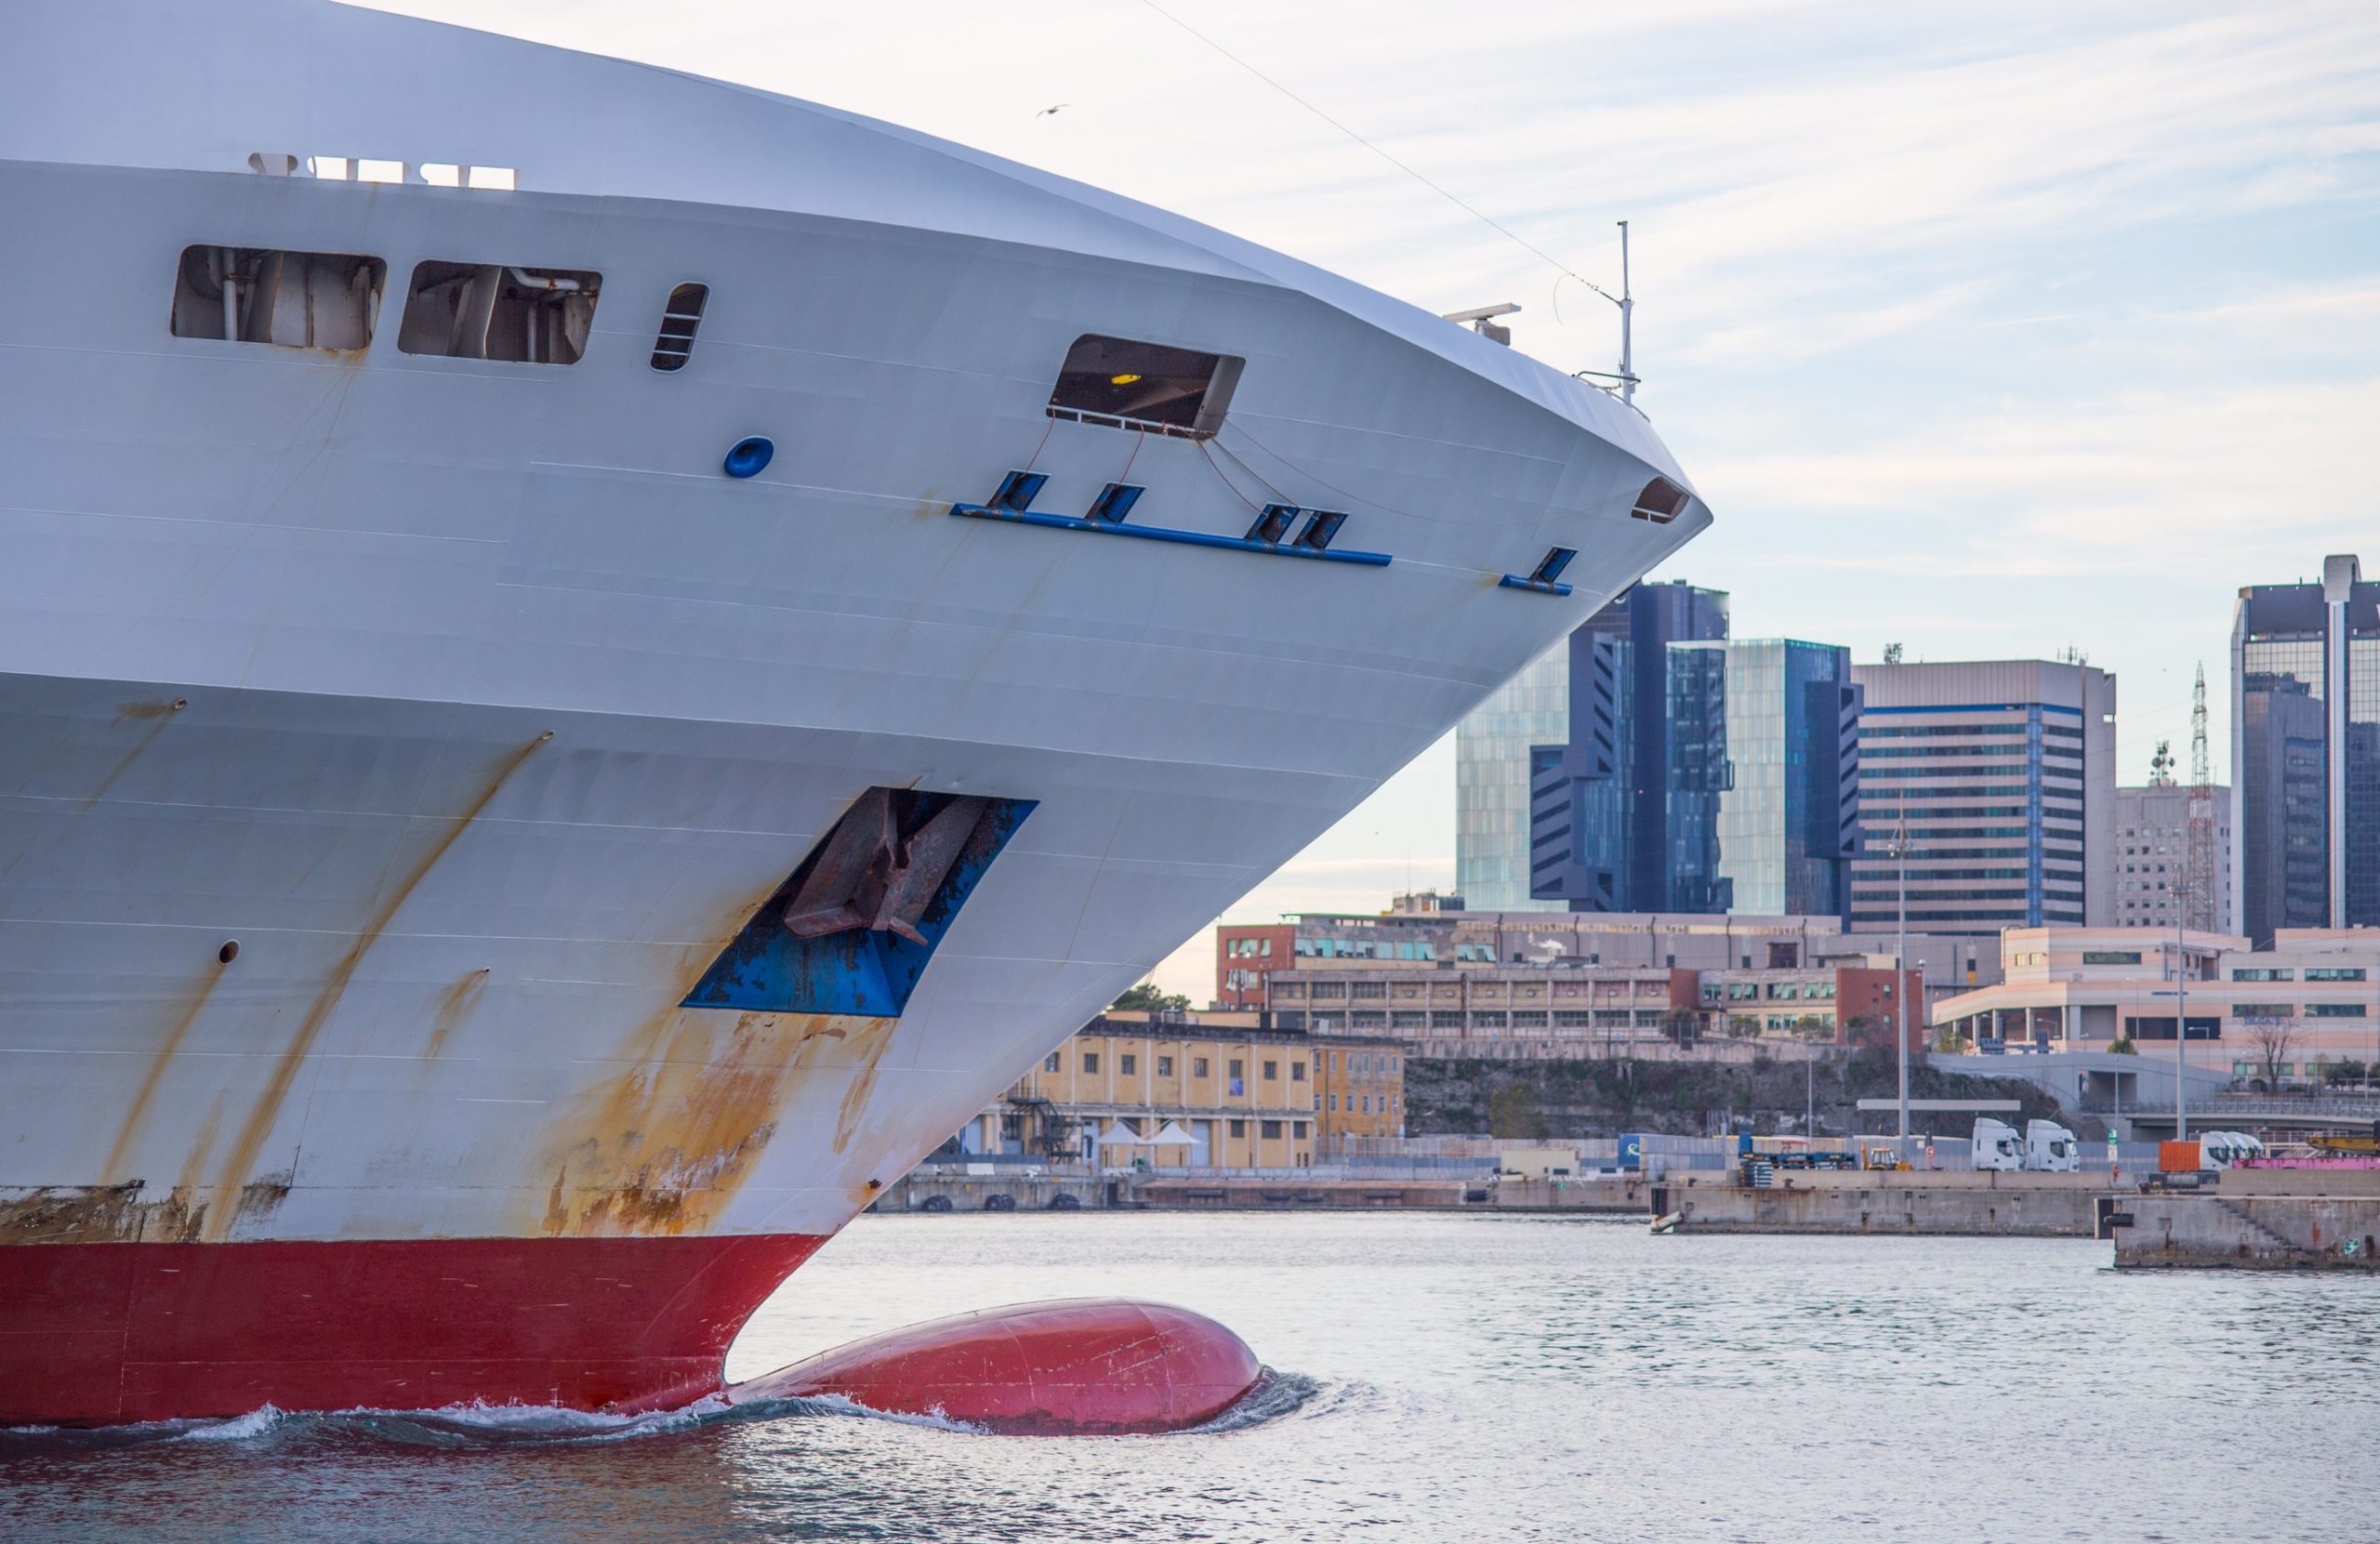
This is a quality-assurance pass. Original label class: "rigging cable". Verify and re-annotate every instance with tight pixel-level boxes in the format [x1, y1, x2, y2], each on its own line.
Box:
[1134, 0, 1618, 309]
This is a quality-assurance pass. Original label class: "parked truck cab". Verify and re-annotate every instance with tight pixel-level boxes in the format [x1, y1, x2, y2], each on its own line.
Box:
[2023, 1119, 2080, 1172]
[1972, 1117, 2023, 1171]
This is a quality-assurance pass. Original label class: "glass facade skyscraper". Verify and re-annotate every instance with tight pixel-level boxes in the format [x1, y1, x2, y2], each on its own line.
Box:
[1454, 645, 1569, 913]
[1705, 640, 1863, 919]
[1520, 580, 1731, 913]
[2231, 553, 2380, 944]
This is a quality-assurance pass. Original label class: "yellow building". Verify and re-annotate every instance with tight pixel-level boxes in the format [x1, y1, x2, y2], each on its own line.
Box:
[956, 1012, 1405, 1169]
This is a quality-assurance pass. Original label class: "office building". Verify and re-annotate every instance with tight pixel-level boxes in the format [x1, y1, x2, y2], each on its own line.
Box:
[1523, 579, 1731, 912]
[2114, 781, 2233, 934]
[955, 1011, 1407, 1169]
[1934, 926, 2380, 1082]
[1454, 649, 1569, 913]
[1701, 639, 1862, 920]
[1849, 659, 2117, 935]
[1215, 902, 1998, 1058]
[2232, 554, 2380, 944]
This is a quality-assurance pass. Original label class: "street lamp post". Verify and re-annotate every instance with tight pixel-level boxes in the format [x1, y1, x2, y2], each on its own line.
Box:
[2172, 880, 2188, 1143]
[1890, 815, 1911, 1150]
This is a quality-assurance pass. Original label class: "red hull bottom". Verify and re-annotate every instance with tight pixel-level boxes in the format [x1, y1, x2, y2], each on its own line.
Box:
[733, 1298, 1263, 1433]
[0, 1233, 825, 1427]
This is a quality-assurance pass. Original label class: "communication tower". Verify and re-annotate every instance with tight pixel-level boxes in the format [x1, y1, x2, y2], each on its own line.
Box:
[2183, 664, 2217, 932]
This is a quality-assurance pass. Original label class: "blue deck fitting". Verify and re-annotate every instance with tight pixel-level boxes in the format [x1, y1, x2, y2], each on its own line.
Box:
[1501, 545, 1578, 595]
[951, 502, 1392, 566]
[1245, 504, 1297, 544]
[1292, 509, 1348, 552]
[951, 473, 1388, 566]
[1086, 482, 1144, 523]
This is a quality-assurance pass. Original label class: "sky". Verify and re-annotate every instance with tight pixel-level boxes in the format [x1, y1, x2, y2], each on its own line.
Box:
[381, 0, 2380, 999]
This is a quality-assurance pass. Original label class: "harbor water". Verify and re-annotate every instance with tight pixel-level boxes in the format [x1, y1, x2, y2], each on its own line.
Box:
[6, 1212, 2373, 1542]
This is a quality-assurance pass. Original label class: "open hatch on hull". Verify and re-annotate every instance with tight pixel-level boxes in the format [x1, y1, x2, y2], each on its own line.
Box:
[396, 261, 602, 364]
[683, 787, 1036, 1016]
[1047, 334, 1243, 438]
[170, 245, 386, 350]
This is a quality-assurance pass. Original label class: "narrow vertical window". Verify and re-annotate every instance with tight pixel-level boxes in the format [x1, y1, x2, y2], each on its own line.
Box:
[650, 283, 708, 372]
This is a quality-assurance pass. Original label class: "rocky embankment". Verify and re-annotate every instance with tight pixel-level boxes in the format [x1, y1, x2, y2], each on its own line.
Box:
[1406, 1048, 2073, 1140]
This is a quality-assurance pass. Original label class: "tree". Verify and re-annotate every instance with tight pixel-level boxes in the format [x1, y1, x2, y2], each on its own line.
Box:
[1486, 1082, 1546, 1140]
[1660, 1010, 1702, 1047]
[2246, 1019, 2301, 1089]
[1110, 983, 1189, 1014]
[2107, 1036, 2137, 1056]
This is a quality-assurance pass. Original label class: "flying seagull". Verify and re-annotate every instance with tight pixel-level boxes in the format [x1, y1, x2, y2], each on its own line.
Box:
[1036, 103, 1069, 117]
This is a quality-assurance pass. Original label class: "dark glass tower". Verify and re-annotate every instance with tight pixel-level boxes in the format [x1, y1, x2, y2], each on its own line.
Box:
[1527, 580, 1731, 913]
[2232, 554, 2380, 944]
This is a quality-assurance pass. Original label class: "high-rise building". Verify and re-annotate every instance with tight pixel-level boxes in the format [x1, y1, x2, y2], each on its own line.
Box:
[1848, 659, 2117, 935]
[2231, 554, 2380, 944]
[2113, 782, 2234, 934]
[1454, 647, 1569, 914]
[1702, 639, 1863, 920]
[1521, 580, 1730, 912]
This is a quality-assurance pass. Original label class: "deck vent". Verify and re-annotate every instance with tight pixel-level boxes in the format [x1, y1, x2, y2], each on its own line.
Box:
[1293, 510, 1348, 552]
[1630, 477, 1690, 523]
[1086, 483, 1144, 524]
[1245, 504, 1298, 545]
[650, 283, 709, 372]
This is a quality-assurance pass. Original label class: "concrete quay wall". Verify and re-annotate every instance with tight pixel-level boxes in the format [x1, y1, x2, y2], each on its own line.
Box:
[1659, 1172, 2101, 1236]
[2113, 1195, 2380, 1271]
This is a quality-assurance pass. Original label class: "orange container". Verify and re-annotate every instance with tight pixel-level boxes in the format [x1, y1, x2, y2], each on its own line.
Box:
[2159, 1139, 2202, 1173]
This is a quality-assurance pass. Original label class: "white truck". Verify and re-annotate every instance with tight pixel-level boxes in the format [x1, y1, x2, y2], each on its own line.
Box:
[2197, 1130, 2267, 1169]
[1972, 1117, 2024, 1171]
[2023, 1119, 2080, 1172]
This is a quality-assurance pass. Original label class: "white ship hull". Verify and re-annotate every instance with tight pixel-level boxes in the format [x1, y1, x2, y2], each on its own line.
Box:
[0, 0, 1709, 1422]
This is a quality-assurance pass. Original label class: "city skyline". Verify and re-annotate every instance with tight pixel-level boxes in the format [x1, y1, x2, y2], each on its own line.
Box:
[361, 1, 2379, 997]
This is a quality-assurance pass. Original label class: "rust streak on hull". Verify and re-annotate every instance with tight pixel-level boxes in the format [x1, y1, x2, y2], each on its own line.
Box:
[201, 732, 551, 1241]
[423, 969, 491, 1061]
[99, 957, 228, 1185]
[82, 698, 186, 810]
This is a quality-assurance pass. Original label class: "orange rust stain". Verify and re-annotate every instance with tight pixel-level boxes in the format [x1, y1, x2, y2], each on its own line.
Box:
[534, 1009, 894, 1238]
[161, 1096, 229, 1243]
[831, 1016, 902, 1156]
[201, 732, 552, 1241]
[422, 970, 491, 1062]
[80, 699, 188, 811]
[99, 957, 228, 1185]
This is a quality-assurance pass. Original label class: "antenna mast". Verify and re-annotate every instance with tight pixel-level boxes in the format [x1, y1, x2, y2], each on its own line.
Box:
[2185, 663, 2216, 932]
[1618, 220, 1636, 406]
